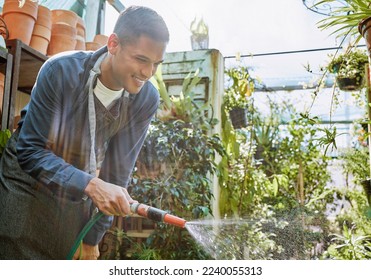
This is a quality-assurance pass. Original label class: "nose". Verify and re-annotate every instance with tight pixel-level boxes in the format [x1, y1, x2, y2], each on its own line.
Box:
[141, 63, 156, 79]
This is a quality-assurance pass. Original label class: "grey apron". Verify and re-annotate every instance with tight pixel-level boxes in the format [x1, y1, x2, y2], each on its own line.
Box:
[0, 53, 130, 259]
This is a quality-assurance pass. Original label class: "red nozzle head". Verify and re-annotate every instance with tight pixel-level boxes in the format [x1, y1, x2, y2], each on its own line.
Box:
[163, 213, 187, 228]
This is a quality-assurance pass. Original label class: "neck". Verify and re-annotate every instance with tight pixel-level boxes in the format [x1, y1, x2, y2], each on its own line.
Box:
[99, 54, 122, 91]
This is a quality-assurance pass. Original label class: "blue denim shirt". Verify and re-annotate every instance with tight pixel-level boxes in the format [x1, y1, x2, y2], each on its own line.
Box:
[15, 47, 159, 245]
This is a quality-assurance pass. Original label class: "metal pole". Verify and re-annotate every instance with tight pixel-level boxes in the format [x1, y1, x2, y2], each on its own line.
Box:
[365, 62, 371, 179]
[84, 0, 101, 41]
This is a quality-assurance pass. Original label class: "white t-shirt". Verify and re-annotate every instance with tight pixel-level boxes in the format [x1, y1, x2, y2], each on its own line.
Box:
[94, 78, 123, 108]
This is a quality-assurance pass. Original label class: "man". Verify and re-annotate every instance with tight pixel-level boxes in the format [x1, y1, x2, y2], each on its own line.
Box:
[0, 5, 169, 260]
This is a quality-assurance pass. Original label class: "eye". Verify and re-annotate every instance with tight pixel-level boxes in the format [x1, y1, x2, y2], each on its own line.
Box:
[135, 56, 148, 63]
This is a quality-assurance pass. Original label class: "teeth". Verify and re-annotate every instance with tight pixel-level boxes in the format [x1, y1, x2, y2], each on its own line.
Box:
[134, 77, 145, 83]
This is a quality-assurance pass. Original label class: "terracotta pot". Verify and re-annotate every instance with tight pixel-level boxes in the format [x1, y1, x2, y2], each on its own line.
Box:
[30, 6, 51, 55]
[36, 5, 52, 29]
[32, 23, 51, 39]
[30, 24, 51, 55]
[2, 0, 38, 45]
[75, 35, 86, 50]
[359, 16, 371, 57]
[51, 9, 78, 27]
[47, 23, 77, 56]
[75, 16, 85, 50]
[93, 34, 108, 46]
[50, 23, 77, 37]
[76, 16, 85, 38]
[85, 41, 101, 51]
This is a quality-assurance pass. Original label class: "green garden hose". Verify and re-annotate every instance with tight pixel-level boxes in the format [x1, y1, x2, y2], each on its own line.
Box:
[66, 210, 104, 260]
[66, 203, 186, 259]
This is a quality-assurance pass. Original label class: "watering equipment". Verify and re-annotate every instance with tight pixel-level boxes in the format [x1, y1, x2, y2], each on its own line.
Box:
[130, 202, 187, 228]
[66, 202, 187, 259]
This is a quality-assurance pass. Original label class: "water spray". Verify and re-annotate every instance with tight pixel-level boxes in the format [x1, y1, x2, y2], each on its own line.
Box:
[66, 202, 187, 259]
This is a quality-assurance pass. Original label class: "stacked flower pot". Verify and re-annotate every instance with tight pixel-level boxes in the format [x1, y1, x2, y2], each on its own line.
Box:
[2, 0, 38, 46]
[75, 15, 86, 50]
[1, 0, 89, 56]
[47, 9, 78, 56]
[29, 5, 52, 55]
[86, 34, 109, 51]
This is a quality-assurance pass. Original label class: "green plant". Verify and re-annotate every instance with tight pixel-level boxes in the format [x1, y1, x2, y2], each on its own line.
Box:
[0, 129, 11, 155]
[190, 17, 208, 37]
[218, 96, 336, 259]
[190, 17, 209, 50]
[341, 146, 369, 185]
[252, 99, 282, 163]
[126, 117, 225, 259]
[223, 66, 255, 112]
[326, 48, 368, 80]
[305, 1, 371, 117]
[152, 67, 214, 129]
[313, 0, 371, 45]
[108, 64, 226, 259]
[323, 222, 371, 259]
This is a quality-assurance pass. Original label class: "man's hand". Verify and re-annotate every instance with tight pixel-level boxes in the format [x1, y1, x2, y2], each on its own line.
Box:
[73, 243, 100, 260]
[84, 177, 136, 216]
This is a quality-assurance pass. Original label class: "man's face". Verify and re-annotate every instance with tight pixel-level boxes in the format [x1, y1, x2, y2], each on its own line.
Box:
[109, 35, 167, 94]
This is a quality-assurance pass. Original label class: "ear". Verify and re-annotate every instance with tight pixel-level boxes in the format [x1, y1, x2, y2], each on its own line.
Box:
[107, 33, 120, 54]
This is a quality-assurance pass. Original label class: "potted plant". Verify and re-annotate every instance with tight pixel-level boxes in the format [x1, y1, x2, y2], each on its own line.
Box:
[313, 0, 371, 55]
[152, 66, 212, 128]
[190, 17, 209, 50]
[314, 0, 371, 43]
[223, 66, 255, 129]
[326, 47, 369, 91]
[135, 67, 214, 179]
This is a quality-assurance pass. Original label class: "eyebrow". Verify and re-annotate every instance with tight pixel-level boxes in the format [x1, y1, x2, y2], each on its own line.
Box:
[135, 54, 164, 65]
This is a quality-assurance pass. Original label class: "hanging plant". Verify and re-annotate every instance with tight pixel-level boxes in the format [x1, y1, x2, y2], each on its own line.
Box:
[326, 48, 369, 91]
[223, 66, 256, 129]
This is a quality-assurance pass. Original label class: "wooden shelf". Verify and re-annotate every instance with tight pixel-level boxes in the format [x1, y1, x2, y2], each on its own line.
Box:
[4, 39, 48, 130]
[0, 47, 13, 130]
[6, 39, 48, 93]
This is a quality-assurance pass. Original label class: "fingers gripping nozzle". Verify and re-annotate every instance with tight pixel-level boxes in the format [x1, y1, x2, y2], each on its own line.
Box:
[130, 203, 187, 228]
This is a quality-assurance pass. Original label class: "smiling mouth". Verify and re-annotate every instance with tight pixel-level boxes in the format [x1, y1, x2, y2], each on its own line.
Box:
[133, 76, 146, 86]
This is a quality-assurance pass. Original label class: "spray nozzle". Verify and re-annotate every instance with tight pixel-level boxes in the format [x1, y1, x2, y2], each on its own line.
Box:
[130, 202, 187, 228]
